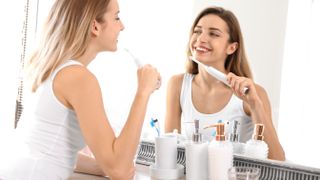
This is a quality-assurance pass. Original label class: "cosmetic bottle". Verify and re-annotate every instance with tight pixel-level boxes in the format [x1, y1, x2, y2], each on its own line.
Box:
[207, 123, 233, 180]
[228, 120, 244, 154]
[185, 119, 208, 180]
[244, 123, 269, 159]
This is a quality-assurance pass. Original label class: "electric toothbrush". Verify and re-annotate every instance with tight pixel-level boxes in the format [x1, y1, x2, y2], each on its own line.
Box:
[189, 56, 249, 94]
[124, 48, 161, 87]
[124, 48, 144, 68]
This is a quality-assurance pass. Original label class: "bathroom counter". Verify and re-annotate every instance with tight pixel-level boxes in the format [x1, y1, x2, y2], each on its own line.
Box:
[69, 164, 186, 180]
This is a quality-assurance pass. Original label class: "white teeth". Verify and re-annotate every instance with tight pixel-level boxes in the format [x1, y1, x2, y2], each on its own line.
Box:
[195, 47, 208, 52]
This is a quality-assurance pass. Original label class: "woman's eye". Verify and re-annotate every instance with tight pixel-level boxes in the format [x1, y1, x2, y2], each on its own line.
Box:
[209, 32, 219, 37]
[193, 30, 201, 35]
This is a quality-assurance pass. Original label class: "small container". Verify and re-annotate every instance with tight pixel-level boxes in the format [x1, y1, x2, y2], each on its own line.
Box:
[244, 124, 269, 159]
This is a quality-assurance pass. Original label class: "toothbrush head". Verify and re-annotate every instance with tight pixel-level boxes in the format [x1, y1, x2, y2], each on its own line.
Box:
[150, 118, 158, 127]
[189, 56, 204, 67]
[124, 48, 144, 68]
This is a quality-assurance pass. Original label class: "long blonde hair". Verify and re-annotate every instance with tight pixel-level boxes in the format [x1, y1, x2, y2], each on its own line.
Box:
[186, 7, 252, 79]
[26, 0, 110, 92]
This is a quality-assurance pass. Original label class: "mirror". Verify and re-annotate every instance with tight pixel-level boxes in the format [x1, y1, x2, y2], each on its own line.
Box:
[0, 0, 318, 171]
[94, 0, 320, 169]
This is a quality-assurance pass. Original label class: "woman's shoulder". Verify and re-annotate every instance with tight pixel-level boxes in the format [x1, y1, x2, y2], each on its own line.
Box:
[168, 73, 184, 83]
[56, 65, 97, 83]
[167, 73, 185, 95]
[254, 83, 269, 99]
[54, 65, 100, 97]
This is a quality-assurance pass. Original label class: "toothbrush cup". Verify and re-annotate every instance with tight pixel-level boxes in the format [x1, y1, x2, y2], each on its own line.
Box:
[154, 134, 177, 169]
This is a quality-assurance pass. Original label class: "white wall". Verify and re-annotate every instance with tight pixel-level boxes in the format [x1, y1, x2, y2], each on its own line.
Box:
[192, 0, 289, 129]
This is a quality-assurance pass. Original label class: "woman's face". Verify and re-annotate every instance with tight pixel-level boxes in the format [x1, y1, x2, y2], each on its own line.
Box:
[189, 14, 237, 66]
[97, 0, 124, 52]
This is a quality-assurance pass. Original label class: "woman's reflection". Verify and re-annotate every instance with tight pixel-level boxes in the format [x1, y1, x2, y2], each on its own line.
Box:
[164, 6, 285, 161]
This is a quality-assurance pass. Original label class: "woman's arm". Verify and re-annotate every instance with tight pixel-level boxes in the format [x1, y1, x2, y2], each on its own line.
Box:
[245, 85, 285, 161]
[165, 74, 184, 133]
[74, 152, 105, 176]
[54, 65, 159, 179]
[227, 73, 285, 161]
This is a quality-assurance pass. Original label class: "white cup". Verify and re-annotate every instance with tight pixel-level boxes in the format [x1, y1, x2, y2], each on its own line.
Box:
[155, 134, 177, 169]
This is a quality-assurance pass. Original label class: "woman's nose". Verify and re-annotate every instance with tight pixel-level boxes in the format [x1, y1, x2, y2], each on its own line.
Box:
[197, 33, 208, 43]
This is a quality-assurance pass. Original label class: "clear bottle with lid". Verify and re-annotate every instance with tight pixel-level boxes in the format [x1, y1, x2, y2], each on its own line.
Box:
[244, 123, 269, 159]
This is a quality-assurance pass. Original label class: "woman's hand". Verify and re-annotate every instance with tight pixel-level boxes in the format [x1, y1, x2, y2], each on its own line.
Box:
[136, 64, 161, 96]
[226, 72, 262, 107]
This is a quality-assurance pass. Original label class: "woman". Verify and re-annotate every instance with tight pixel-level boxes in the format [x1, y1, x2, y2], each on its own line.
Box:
[0, 0, 161, 179]
[164, 6, 285, 161]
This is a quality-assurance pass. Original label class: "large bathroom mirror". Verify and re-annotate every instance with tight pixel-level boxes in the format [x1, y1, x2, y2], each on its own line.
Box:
[0, 0, 319, 172]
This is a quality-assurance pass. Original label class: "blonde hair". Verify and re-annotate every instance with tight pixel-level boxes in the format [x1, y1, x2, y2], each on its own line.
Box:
[186, 7, 253, 79]
[26, 0, 110, 92]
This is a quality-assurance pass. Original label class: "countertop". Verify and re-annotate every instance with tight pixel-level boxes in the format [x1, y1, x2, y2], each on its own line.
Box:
[69, 164, 185, 180]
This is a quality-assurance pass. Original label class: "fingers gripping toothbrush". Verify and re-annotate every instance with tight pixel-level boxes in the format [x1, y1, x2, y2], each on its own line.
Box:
[124, 48, 161, 87]
[189, 56, 249, 95]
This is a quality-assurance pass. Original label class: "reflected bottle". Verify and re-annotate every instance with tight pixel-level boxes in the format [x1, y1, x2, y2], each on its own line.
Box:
[207, 122, 233, 180]
[244, 123, 269, 159]
[228, 120, 244, 155]
[185, 119, 208, 180]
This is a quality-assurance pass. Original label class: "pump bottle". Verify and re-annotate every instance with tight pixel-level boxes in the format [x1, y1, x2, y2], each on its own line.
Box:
[185, 119, 208, 180]
[228, 120, 244, 154]
[244, 123, 269, 159]
[206, 123, 233, 180]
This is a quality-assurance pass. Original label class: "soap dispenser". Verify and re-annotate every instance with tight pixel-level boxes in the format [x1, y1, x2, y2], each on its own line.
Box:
[185, 119, 208, 180]
[244, 123, 269, 159]
[228, 120, 244, 154]
[206, 123, 233, 180]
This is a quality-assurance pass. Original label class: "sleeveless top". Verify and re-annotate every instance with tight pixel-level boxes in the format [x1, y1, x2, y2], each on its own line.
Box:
[180, 73, 253, 142]
[0, 60, 86, 180]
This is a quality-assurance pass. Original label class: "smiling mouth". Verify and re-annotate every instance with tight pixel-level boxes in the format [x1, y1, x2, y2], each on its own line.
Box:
[193, 46, 212, 54]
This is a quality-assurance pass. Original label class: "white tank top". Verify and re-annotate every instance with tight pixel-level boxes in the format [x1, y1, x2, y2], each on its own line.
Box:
[180, 73, 253, 142]
[0, 60, 86, 180]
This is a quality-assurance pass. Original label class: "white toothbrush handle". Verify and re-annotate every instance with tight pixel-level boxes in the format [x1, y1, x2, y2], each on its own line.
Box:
[207, 66, 229, 86]
[124, 48, 144, 68]
[190, 56, 249, 94]
[133, 58, 144, 68]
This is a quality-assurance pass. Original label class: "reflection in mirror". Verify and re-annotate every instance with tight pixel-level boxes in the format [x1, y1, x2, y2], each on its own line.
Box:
[164, 5, 285, 161]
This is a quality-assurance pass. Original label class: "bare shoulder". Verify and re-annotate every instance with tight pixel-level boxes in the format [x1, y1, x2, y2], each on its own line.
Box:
[53, 65, 101, 108]
[243, 83, 271, 116]
[55, 65, 98, 88]
[168, 73, 184, 87]
[167, 73, 185, 94]
[254, 83, 269, 100]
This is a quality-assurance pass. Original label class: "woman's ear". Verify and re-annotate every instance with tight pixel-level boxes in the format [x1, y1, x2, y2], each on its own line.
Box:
[227, 42, 238, 55]
[91, 20, 100, 37]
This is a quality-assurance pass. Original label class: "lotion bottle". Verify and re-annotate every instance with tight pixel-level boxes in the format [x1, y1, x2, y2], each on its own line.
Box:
[244, 123, 269, 159]
[207, 123, 233, 180]
[185, 119, 208, 180]
[228, 120, 244, 154]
